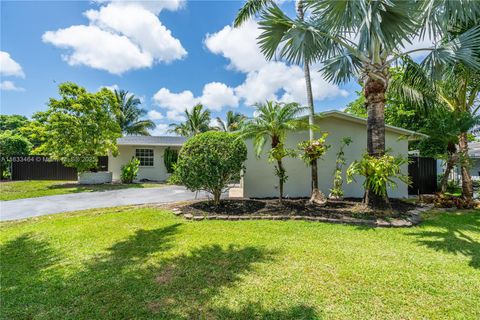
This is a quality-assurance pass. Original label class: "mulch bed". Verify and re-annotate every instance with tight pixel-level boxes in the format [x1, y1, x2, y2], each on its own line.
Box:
[175, 198, 431, 228]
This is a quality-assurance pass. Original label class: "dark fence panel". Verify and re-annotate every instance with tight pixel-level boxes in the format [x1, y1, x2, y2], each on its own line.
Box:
[408, 156, 437, 195]
[10, 156, 108, 181]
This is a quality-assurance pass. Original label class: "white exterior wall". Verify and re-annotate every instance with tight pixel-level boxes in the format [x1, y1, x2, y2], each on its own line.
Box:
[109, 145, 181, 182]
[243, 117, 409, 199]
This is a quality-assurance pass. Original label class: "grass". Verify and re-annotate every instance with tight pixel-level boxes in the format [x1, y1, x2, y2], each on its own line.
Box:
[1, 207, 479, 319]
[0, 180, 164, 201]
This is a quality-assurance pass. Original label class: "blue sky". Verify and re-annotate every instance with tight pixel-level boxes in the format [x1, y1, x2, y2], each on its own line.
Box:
[1, 0, 359, 135]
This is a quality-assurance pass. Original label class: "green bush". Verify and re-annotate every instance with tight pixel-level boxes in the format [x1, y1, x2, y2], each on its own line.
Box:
[173, 131, 247, 205]
[121, 157, 140, 184]
[163, 147, 178, 174]
[347, 153, 409, 197]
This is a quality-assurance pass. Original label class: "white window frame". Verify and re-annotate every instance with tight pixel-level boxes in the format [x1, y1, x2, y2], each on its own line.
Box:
[135, 148, 154, 167]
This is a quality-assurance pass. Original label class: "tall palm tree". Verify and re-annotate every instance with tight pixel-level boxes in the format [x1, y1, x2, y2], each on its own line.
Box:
[216, 111, 247, 132]
[240, 101, 307, 202]
[392, 57, 480, 199]
[114, 90, 155, 136]
[168, 104, 211, 137]
[255, 0, 480, 208]
[235, 0, 321, 198]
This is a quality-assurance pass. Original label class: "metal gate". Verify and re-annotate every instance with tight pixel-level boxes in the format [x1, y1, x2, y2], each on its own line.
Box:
[408, 156, 437, 195]
[11, 156, 108, 181]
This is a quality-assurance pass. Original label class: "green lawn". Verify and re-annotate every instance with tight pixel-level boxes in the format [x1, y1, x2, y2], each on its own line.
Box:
[0, 180, 164, 201]
[1, 207, 479, 319]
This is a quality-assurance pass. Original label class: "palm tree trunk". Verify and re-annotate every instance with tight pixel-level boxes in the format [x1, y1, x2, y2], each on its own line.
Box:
[458, 132, 473, 199]
[364, 77, 389, 209]
[440, 153, 457, 194]
[296, 0, 319, 193]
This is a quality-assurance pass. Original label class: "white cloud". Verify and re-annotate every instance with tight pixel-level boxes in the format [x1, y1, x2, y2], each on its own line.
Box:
[100, 84, 119, 92]
[147, 109, 164, 120]
[206, 21, 348, 106]
[0, 80, 25, 92]
[200, 82, 238, 111]
[150, 123, 170, 136]
[153, 82, 238, 120]
[0, 51, 25, 78]
[95, 0, 184, 15]
[43, 1, 186, 74]
[204, 20, 266, 73]
[153, 87, 198, 120]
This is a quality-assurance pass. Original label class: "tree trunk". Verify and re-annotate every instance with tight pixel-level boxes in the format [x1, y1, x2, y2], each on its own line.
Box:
[440, 153, 457, 194]
[277, 160, 284, 203]
[296, 0, 319, 193]
[213, 190, 221, 206]
[364, 77, 388, 209]
[458, 132, 473, 199]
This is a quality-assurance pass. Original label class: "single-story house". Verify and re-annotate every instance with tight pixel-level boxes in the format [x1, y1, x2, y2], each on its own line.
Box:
[108, 136, 185, 181]
[108, 110, 424, 198]
[242, 110, 424, 199]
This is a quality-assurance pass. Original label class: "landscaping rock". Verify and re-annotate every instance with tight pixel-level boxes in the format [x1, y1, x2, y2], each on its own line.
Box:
[193, 216, 205, 221]
[183, 213, 193, 220]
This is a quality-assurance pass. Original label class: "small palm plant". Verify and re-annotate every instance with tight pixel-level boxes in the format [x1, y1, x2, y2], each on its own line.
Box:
[240, 101, 308, 202]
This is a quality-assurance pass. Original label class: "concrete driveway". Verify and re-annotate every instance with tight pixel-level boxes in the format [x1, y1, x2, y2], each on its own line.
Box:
[0, 185, 208, 221]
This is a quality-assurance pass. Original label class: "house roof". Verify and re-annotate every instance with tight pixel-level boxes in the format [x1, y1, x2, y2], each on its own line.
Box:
[319, 110, 428, 139]
[117, 136, 186, 146]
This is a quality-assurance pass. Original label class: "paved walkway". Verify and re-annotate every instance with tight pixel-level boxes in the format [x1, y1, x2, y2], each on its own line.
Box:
[0, 186, 208, 221]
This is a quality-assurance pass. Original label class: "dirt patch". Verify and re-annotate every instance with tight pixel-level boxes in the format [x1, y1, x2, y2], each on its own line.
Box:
[182, 198, 417, 221]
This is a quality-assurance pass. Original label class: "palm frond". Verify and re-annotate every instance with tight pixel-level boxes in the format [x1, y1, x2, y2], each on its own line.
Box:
[234, 0, 273, 27]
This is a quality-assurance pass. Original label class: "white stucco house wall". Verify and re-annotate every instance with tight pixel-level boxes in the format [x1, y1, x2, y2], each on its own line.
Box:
[242, 111, 423, 199]
[108, 111, 423, 198]
[108, 136, 185, 182]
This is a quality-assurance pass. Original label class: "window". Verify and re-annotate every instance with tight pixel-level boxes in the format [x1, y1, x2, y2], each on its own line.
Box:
[135, 149, 154, 167]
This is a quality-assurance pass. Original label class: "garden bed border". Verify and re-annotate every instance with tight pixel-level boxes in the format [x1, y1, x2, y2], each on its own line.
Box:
[172, 203, 434, 228]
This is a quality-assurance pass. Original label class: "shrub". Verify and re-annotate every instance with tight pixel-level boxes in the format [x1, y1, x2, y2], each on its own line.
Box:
[163, 147, 178, 174]
[174, 131, 247, 205]
[347, 153, 409, 197]
[121, 157, 140, 184]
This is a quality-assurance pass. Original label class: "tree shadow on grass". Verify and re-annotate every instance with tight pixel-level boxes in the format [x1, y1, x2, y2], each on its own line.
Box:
[0, 232, 62, 318]
[1, 223, 281, 319]
[407, 212, 480, 269]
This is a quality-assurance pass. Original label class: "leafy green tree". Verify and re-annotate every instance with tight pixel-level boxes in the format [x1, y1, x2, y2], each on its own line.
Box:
[169, 104, 211, 137]
[36, 82, 121, 173]
[0, 131, 32, 179]
[174, 131, 247, 205]
[235, 0, 321, 196]
[417, 110, 479, 194]
[216, 111, 247, 132]
[240, 101, 307, 202]
[0, 115, 29, 134]
[113, 89, 155, 136]
[253, 0, 480, 208]
[391, 52, 480, 199]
